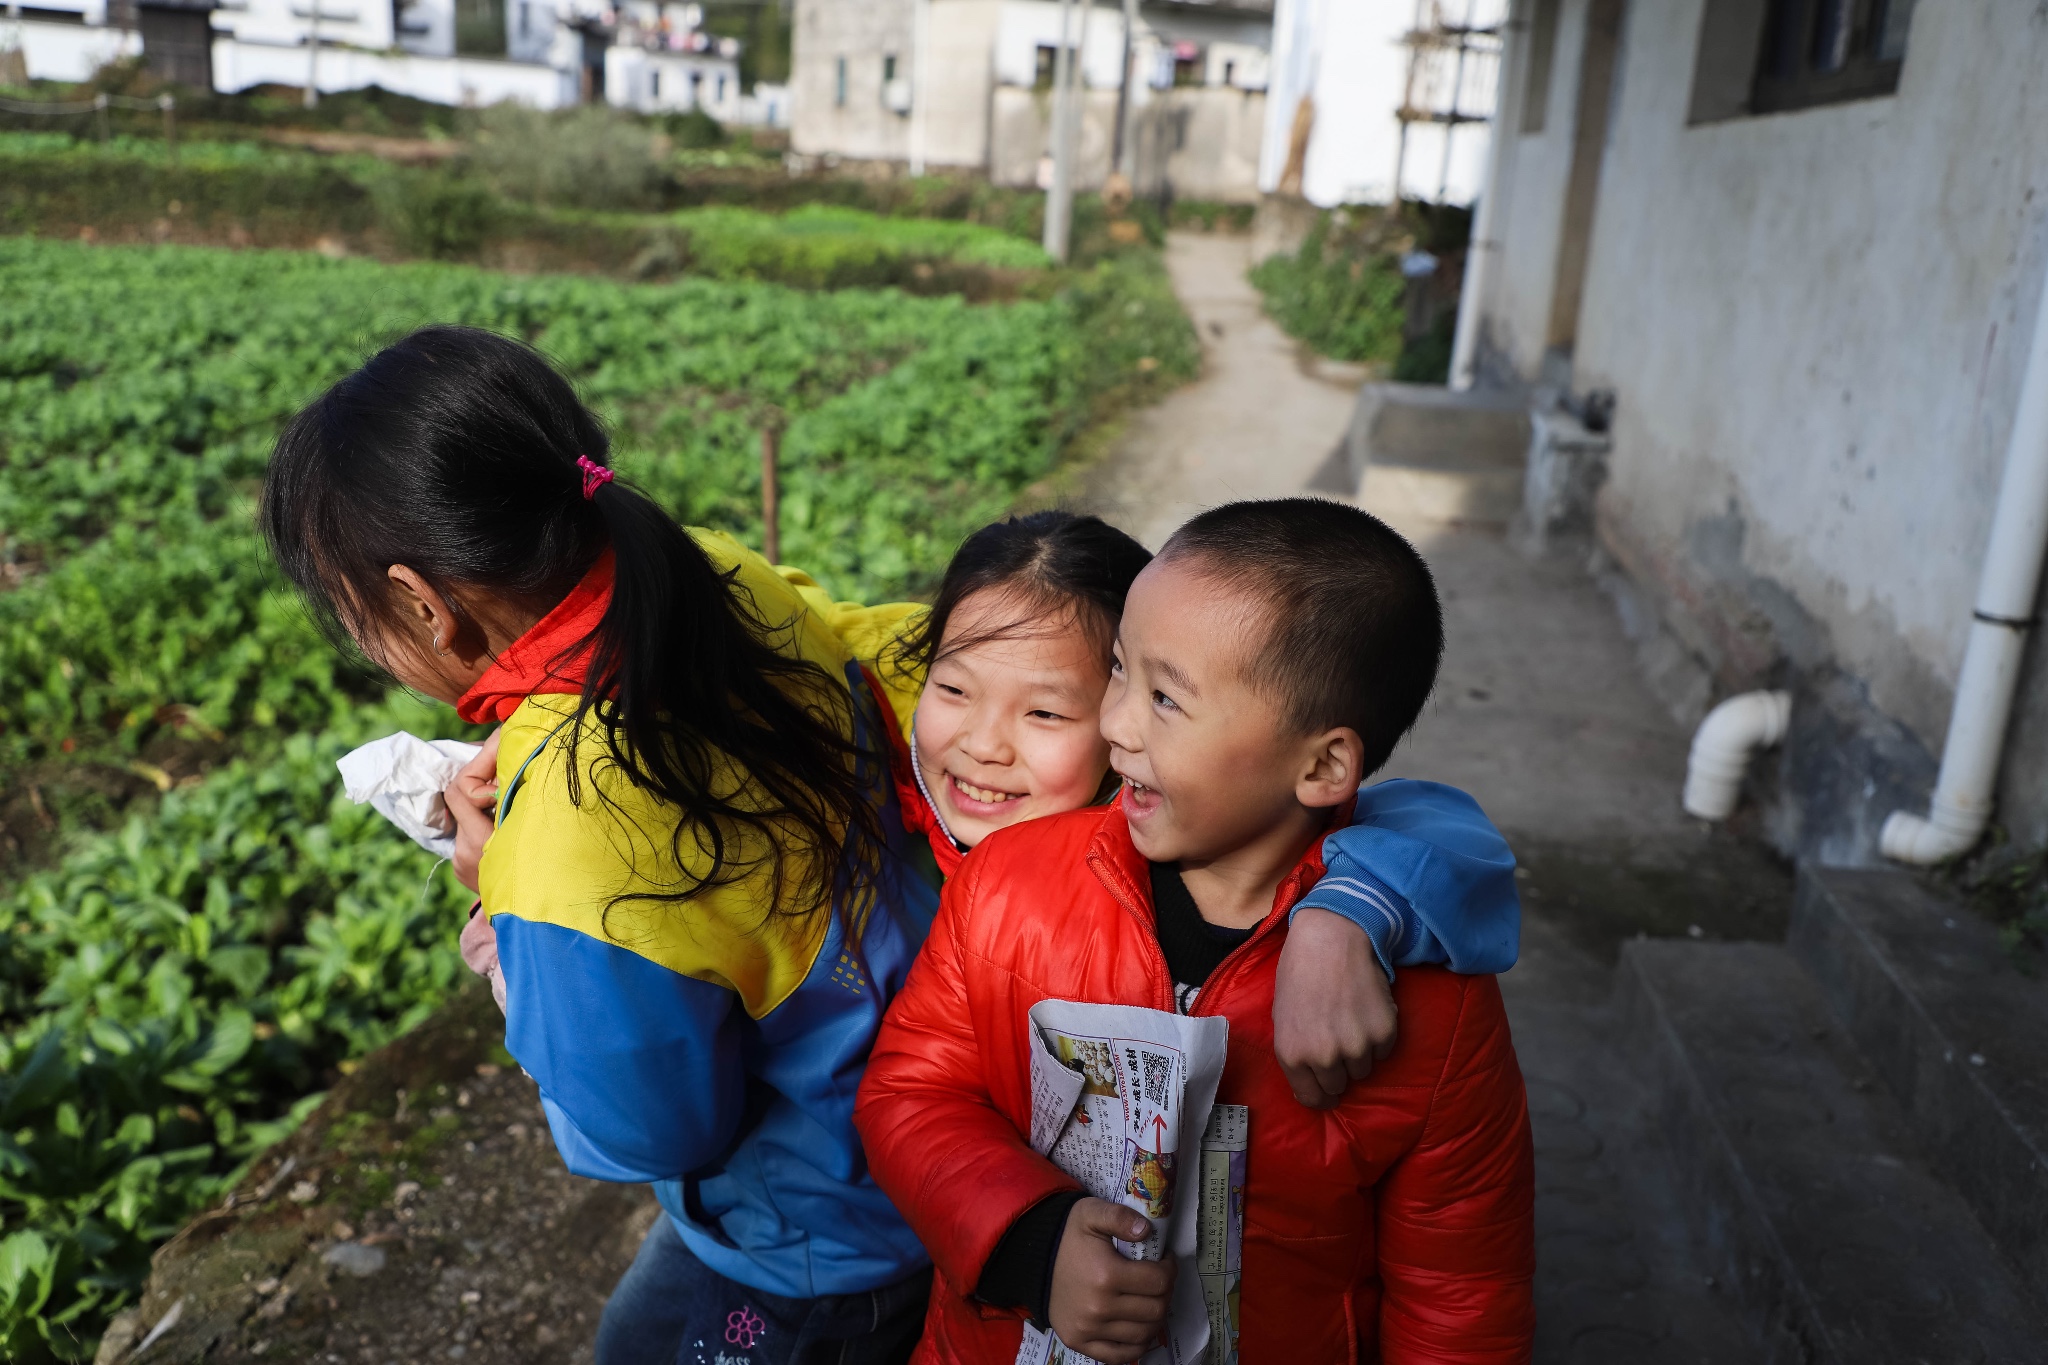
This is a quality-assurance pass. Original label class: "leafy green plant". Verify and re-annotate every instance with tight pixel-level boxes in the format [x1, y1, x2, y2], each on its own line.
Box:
[1249, 216, 1408, 365]
[0, 697, 478, 1358]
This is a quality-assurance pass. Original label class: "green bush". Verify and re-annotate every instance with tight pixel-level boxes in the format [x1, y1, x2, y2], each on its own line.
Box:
[365, 167, 504, 258]
[674, 204, 1049, 287]
[662, 107, 728, 150]
[1249, 205, 1472, 380]
[1248, 216, 1408, 365]
[462, 104, 663, 211]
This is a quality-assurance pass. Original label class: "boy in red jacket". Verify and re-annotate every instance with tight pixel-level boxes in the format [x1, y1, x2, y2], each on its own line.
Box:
[855, 499, 1535, 1364]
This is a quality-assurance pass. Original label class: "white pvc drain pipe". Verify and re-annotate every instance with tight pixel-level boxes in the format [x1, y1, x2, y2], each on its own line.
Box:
[1683, 690, 1792, 821]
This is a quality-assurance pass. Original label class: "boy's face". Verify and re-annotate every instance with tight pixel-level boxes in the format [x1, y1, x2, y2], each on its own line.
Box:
[1101, 557, 1355, 866]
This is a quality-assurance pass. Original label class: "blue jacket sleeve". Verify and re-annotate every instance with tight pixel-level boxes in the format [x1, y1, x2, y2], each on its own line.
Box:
[1292, 779, 1521, 980]
[495, 916, 747, 1183]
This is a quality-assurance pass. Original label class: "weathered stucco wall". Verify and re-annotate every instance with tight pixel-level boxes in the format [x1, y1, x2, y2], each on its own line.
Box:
[989, 85, 1267, 201]
[1479, 0, 1595, 381]
[790, 0, 916, 162]
[1530, 1, 2048, 856]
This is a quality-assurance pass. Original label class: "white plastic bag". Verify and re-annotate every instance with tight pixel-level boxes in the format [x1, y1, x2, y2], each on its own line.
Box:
[336, 732, 483, 859]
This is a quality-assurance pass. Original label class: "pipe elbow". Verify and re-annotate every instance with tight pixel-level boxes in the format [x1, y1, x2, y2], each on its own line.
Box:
[1880, 798, 1988, 865]
[1682, 690, 1793, 821]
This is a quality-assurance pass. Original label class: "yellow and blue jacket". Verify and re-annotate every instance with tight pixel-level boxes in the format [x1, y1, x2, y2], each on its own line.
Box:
[478, 530, 936, 1299]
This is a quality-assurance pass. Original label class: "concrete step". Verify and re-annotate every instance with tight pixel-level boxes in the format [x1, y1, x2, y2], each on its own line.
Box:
[1619, 939, 2043, 1363]
[1317, 383, 1529, 524]
[1791, 866, 2048, 1309]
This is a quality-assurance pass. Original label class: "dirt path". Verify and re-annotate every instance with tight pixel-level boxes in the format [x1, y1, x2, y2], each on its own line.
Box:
[1083, 233, 1370, 550]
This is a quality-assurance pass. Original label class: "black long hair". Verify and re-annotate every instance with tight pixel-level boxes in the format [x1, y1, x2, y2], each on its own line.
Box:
[898, 510, 1153, 676]
[261, 325, 885, 934]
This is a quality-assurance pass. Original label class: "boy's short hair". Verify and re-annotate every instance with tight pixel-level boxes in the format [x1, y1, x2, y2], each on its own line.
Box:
[1158, 497, 1443, 775]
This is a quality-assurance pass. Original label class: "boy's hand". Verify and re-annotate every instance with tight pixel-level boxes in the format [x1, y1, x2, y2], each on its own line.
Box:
[1047, 1198, 1175, 1364]
[1274, 907, 1398, 1108]
[445, 728, 502, 893]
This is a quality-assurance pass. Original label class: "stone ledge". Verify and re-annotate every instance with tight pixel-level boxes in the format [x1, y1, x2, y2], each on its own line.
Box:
[1618, 938, 2041, 1363]
[1791, 865, 2048, 1310]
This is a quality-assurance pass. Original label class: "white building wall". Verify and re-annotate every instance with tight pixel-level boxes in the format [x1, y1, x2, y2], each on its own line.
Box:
[211, 35, 578, 104]
[1470, 0, 2048, 850]
[13, 17, 142, 81]
[1479, 0, 1595, 378]
[605, 47, 740, 116]
[790, 0, 915, 160]
[917, 0, 1001, 169]
[1573, 0, 2033, 746]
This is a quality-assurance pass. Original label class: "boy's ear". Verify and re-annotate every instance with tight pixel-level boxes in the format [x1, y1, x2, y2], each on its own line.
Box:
[1297, 727, 1367, 810]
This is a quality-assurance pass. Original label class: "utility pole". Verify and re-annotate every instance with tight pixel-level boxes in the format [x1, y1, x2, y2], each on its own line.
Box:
[1111, 0, 1137, 176]
[1042, 0, 1079, 261]
[304, 0, 320, 109]
[909, 0, 929, 175]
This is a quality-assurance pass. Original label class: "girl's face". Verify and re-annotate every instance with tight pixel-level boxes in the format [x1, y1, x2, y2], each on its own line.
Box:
[913, 587, 1115, 848]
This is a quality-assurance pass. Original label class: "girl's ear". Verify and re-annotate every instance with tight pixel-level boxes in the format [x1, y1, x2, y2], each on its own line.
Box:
[387, 565, 484, 665]
[1298, 727, 1366, 810]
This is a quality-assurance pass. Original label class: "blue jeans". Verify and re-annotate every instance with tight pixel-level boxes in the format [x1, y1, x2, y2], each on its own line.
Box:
[594, 1215, 932, 1365]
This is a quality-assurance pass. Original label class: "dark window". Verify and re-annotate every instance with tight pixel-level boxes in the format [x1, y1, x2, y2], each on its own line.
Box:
[1034, 44, 1057, 90]
[834, 55, 846, 106]
[1689, 0, 1910, 122]
[1752, 0, 1910, 113]
[883, 53, 896, 83]
[138, 4, 212, 87]
[454, 0, 505, 56]
[1520, 0, 1561, 133]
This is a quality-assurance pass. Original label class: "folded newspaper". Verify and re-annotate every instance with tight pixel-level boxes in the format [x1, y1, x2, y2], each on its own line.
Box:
[1016, 1000, 1246, 1365]
[335, 732, 484, 860]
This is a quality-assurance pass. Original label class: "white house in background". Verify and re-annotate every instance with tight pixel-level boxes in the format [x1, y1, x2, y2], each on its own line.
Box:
[603, 3, 743, 117]
[1262, 0, 1505, 207]
[5, 0, 786, 120]
[208, 0, 604, 108]
[792, 0, 1275, 202]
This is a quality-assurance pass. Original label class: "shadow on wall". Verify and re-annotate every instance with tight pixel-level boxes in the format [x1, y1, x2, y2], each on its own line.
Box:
[1592, 502, 1940, 869]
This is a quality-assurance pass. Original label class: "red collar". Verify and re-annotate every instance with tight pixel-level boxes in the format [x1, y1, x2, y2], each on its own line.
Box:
[1085, 794, 1335, 930]
[456, 551, 615, 725]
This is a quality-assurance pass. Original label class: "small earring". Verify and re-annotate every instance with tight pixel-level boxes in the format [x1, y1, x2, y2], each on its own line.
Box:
[434, 638, 451, 656]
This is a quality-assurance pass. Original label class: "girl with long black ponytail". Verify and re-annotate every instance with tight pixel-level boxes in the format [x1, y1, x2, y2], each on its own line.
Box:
[263, 326, 935, 1364]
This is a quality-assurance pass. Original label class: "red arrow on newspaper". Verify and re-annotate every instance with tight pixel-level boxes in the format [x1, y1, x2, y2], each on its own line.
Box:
[1148, 1114, 1168, 1150]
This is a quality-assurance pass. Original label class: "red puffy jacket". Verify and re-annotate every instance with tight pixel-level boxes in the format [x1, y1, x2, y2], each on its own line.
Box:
[855, 803, 1534, 1364]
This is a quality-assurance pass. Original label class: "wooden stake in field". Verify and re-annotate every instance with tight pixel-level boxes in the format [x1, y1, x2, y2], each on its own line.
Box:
[760, 425, 781, 565]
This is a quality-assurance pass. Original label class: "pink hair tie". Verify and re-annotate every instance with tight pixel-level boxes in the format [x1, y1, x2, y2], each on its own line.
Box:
[576, 454, 615, 500]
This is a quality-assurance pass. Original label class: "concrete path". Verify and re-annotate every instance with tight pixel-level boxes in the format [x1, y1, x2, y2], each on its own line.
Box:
[1084, 233, 1369, 550]
[1084, 232, 1780, 1362]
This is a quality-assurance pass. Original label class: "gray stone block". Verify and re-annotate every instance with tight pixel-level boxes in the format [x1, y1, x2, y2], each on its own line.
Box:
[1791, 866, 2048, 1310]
[1619, 938, 2043, 1362]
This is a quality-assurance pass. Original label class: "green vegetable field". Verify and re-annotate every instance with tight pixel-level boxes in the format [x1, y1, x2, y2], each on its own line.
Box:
[0, 233, 1194, 1359]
